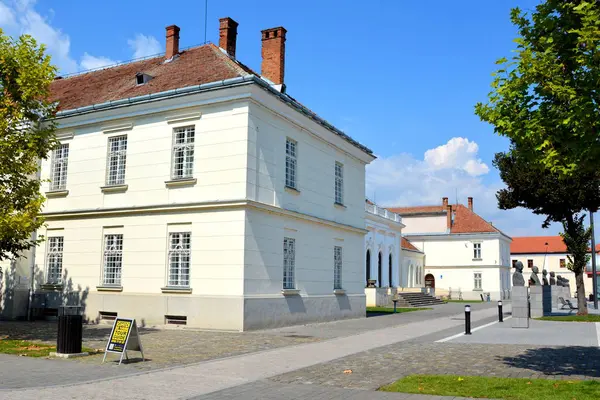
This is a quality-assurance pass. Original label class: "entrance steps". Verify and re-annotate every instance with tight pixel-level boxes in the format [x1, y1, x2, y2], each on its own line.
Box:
[396, 292, 445, 307]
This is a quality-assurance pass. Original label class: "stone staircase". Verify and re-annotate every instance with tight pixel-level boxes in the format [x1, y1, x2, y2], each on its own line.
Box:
[396, 292, 446, 307]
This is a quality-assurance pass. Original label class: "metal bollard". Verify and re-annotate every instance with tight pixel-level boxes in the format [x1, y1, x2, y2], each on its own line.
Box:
[392, 299, 398, 313]
[465, 305, 471, 335]
[498, 300, 503, 322]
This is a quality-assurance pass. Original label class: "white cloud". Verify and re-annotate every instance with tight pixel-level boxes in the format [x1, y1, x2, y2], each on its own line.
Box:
[80, 52, 116, 71]
[424, 137, 489, 176]
[0, 2, 16, 26]
[366, 137, 560, 237]
[128, 33, 161, 59]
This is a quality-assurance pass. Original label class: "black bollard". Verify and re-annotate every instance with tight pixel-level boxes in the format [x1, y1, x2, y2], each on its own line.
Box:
[465, 305, 471, 335]
[393, 299, 398, 313]
[498, 300, 503, 322]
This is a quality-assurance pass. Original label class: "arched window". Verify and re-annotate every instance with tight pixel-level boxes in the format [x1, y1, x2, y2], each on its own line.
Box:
[366, 249, 371, 286]
[378, 252, 383, 287]
[388, 253, 393, 287]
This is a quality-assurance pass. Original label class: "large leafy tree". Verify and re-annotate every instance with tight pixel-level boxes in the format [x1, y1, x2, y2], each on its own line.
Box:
[494, 147, 600, 313]
[475, 1, 600, 176]
[0, 30, 57, 260]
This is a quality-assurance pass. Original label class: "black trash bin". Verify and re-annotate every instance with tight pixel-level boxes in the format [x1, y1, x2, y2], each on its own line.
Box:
[57, 306, 83, 354]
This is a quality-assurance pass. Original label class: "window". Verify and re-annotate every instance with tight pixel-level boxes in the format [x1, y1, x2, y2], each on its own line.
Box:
[283, 237, 296, 289]
[334, 246, 342, 289]
[473, 243, 482, 259]
[512, 260, 518, 268]
[560, 259, 566, 268]
[46, 237, 64, 284]
[285, 138, 297, 189]
[167, 232, 191, 287]
[172, 126, 195, 179]
[102, 234, 123, 286]
[50, 144, 69, 190]
[528, 259, 533, 269]
[474, 272, 482, 290]
[106, 135, 127, 185]
[334, 162, 343, 204]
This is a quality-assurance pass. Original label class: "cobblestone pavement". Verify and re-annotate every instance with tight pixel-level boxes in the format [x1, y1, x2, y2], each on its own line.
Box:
[0, 321, 319, 372]
[190, 380, 497, 400]
[269, 341, 600, 391]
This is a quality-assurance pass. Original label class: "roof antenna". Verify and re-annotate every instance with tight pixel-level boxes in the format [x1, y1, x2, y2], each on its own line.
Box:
[204, 0, 208, 44]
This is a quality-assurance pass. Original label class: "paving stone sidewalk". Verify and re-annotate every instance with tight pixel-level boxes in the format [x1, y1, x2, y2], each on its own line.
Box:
[190, 380, 498, 400]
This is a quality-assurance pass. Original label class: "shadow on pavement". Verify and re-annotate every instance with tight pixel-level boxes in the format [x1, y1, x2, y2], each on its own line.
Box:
[501, 346, 600, 377]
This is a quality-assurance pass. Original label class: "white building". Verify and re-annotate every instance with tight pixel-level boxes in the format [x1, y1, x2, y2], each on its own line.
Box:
[390, 197, 512, 301]
[364, 201, 404, 306]
[0, 18, 375, 330]
[401, 237, 425, 290]
[511, 236, 597, 296]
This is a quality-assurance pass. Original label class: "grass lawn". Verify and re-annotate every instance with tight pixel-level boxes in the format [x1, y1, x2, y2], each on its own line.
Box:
[444, 300, 484, 303]
[0, 339, 98, 357]
[366, 306, 432, 314]
[535, 315, 600, 322]
[380, 375, 600, 400]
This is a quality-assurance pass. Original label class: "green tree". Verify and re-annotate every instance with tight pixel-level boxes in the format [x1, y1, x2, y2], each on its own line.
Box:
[475, 1, 600, 176]
[494, 147, 600, 313]
[0, 29, 57, 261]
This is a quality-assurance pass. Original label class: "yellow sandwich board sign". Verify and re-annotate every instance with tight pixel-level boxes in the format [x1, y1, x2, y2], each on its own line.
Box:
[102, 318, 144, 365]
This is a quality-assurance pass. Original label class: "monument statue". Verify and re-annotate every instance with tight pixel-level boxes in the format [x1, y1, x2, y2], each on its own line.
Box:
[512, 261, 525, 286]
[529, 266, 542, 286]
[549, 271, 556, 285]
[542, 269, 549, 285]
[557, 275, 564, 287]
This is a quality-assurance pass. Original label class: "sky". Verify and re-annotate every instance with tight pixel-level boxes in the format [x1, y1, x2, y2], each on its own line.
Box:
[0, 0, 580, 239]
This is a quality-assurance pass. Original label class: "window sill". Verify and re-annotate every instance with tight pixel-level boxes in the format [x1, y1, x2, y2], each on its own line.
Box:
[101, 184, 128, 193]
[46, 190, 69, 198]
[472, 258, 483, 261]
[284, 186, 300, 195]
[96, 285, 123, 292]
[473, 288, 483, 292]
[281, 289, 300, 296]
[165, 178, 197, 188]
[333, 289, 346, 295]
[40, 284, 63, 291]
[334, 202, 346, 209]
[161, 287, 193, 294]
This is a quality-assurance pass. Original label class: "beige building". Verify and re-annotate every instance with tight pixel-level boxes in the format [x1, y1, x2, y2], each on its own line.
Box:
[0, 18, 375, 330]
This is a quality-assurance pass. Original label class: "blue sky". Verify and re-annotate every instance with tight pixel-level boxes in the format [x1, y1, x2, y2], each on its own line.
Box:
[1, 0, 576, 238]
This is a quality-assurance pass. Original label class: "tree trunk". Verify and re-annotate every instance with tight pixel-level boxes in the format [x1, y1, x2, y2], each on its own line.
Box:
[576, 270, 588, 315]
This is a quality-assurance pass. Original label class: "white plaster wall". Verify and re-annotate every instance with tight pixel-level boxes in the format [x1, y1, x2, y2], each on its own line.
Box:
[425, 266, 509, 301]
[37, 209, 246, 296]
[244, 209, 364, 296]
[246, 101, 366, 229]
[401, 215, 447, 234]
[409, 237, 502, 267]
[364, 218, 402, 288]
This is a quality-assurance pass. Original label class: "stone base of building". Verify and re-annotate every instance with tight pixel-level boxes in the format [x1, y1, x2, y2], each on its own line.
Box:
[365, 287, 398, 307]
[28, 290, 366, 331]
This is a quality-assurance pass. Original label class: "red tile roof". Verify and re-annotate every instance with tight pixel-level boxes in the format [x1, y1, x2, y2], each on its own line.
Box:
[388, 205, 445, 215]
[401, 237, 422, 252]
[50, 44, 252, 111]
[510, 236, 600, 254]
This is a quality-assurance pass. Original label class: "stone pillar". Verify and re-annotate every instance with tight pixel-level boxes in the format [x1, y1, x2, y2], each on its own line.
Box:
[512, 286, 529, 328]
[529, 286, 543, 318]
[542, 285, 552, 315]
[550, 285, 561, 310]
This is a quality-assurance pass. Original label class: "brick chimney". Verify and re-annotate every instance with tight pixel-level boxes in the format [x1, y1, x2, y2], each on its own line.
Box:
[165, 25, 180, 59]
[442, 197, 448, 208]
[219, 17, 238, 58]
[468, 197, 473, 211]
[446, 205, 453, 230]
[261, 26, 287, 86]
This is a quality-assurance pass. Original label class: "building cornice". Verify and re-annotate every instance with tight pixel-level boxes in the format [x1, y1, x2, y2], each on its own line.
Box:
[41, 199, 367, 235]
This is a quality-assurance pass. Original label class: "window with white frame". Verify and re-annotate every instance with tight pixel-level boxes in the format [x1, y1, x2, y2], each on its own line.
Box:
[171, 126, 195, 179]
[283, 237, 296, 289]
[50, 144, 69, 190]
[285, 138, 297, 189]
[46, 237, 64, 284]
[473, 242, 482, 259]
[474, 272, 482, 290]
[334, 162, 343, 204]
[167, 232, 191, 287]
[106, 135, 127, 185]
[334, 246, 343, 289]
[102, 234, 123, 286]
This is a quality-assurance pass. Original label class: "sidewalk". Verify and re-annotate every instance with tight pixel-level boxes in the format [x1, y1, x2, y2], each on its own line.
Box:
[0, 304, 507, 400]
